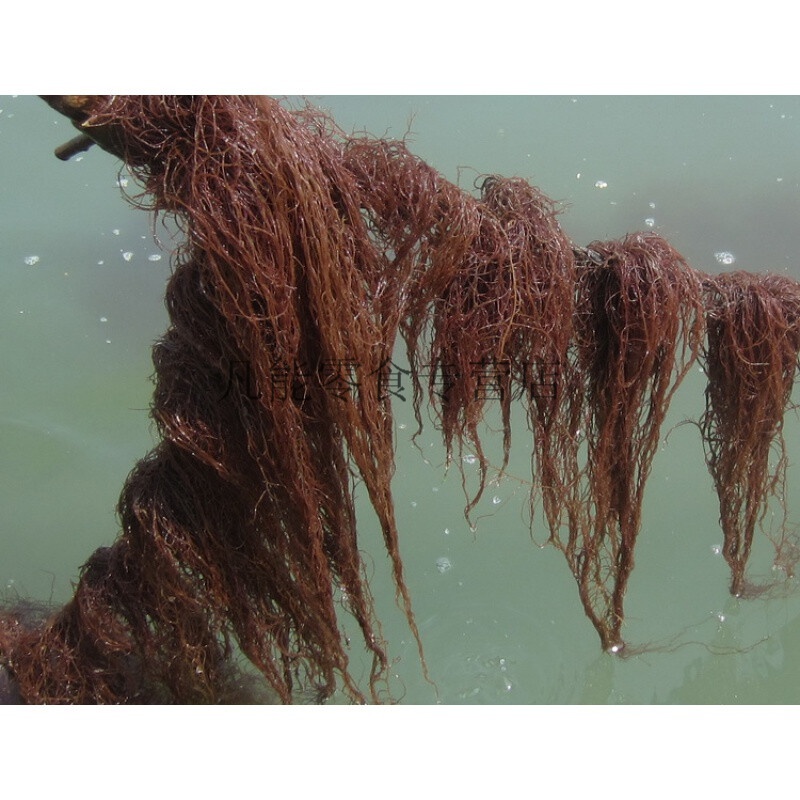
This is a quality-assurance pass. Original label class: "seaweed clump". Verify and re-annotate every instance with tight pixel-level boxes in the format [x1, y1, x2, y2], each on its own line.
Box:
[2, 96, 800, 702]
[701, 272, 800, 597]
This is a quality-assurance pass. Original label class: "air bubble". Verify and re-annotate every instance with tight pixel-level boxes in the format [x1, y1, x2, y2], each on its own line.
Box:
[23, 255, 40, 266]
[714, 251, 736, 265]
[435, 557, 452, 574]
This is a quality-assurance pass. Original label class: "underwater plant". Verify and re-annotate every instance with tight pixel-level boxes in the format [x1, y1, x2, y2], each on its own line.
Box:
[554, 234, 706, 652]
[1, 95, 798, 702]
[700, 272, 800, 598]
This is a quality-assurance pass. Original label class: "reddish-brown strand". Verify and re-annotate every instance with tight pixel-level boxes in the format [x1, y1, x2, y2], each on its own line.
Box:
[701, 271, 800, 597]
[553, 234, 705, 651]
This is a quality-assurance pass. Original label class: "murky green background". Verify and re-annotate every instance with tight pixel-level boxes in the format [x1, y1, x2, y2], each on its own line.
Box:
[3, 95, 800, 703]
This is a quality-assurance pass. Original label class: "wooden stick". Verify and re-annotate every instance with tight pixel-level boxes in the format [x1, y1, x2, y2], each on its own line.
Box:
[54, 132, 96, 161]
[40, 95, 124, 160]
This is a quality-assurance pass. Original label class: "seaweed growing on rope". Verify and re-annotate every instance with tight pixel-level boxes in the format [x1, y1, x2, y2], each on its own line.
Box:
[701, 272, 800, 597]
[2, 95, 800, 703]
[1, 95, 432, 703]
[554, 234, 705, 651]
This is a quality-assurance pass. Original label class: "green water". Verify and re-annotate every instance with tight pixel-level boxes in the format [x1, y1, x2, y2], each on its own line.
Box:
[3, 95, 800, 703]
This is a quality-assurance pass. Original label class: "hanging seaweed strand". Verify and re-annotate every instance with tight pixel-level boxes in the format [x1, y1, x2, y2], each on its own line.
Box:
[552, 234, 705, 651]
[701, 272, 800, 597]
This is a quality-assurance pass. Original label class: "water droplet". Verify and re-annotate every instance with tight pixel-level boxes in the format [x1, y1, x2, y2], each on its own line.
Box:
[645, 217, 655, 227]
[435, 557, 452, 574]
[398, 423, 407, 430]
[410, 501, 417, 508]
[492, 495, 502, 505]
[148, 254, 162, 262]
[714, 251, 735, 265]
[711, 544, 722, 555]
[112, 229, 120, 236]
[97, 260, 105, 266]
[23, 255, 39, 266]
[100, 317, 108, 323]
[716, 612, 726, 623]
[432, 486, 439, 493]
[116, 177, 129, 188]
[649, 202, 656, 209]
[594, 180, 608, 189]
[463, 454, 477, 465]
[122, 251, 134, 262]
[444, 527, 450, 535]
